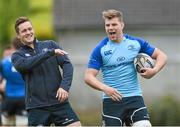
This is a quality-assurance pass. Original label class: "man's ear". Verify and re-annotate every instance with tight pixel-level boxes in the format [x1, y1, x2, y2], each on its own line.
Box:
[16, 33, 20, 38]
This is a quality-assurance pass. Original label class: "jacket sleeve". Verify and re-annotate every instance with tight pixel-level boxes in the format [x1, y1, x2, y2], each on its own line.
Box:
[11, 49, 55, 73]
[51, 41, 73, 92]
[59, 57, 73, 92]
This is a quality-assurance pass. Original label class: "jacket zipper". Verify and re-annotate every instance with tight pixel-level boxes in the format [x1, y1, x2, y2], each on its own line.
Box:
[34, 46, 50, 103]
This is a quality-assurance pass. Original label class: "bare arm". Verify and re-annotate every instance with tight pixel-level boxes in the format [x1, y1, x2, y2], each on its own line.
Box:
[140, 48, 168, 79]
[84, 68, 122, 101]
[151, 48, 168, 73]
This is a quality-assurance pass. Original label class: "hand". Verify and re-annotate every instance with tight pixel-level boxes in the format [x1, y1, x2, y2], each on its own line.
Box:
[103, 85, 122, 101]
[56, 88, 69, 102]
[140, 67, 157, 79]
[54, 49, 68, 56]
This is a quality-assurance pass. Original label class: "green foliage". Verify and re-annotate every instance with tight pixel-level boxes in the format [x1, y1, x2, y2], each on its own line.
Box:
[0, 0, 54, 57]
[149, 95, 180, 126]
[0, 0, 29, 57]
[0, 0, 29, 45]
[29, 0, 55, 40]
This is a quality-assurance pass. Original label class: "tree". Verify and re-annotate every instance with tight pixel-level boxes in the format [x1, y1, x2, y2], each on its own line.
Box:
[0, 0, 29, 49]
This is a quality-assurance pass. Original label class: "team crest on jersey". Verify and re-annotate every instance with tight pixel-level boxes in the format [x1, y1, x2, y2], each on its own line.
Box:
[104, 50, 112, 56]
[25, 53, 31, 57]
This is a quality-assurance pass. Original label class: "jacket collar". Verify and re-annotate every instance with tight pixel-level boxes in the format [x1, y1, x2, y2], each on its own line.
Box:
[22, 38, 37, 49]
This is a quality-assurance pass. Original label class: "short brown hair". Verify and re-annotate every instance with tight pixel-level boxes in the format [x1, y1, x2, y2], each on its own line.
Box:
[102, 9, 123, 22]
[12, 37, 24, 50]
[15, 16, 30, 33]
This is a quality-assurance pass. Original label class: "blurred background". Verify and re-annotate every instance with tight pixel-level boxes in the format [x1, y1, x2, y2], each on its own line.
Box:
[0, 0, 180, 126]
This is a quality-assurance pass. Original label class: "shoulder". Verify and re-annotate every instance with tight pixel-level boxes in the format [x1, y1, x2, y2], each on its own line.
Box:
[124, 34, 155, 55]
[11, 49, 25, 61]
[89, 37, 109, 63]
[93, 37, 109, 53]
[124, 34, 148, 44]
[0, 57, 11, 69]
[97, 37, 109, 48]
[38, 40, 57, 45]
[12, 49, 23, 55]
[38, 40, 61, 49]
[1, 57, 10, 62]
[124, 34, 149, 46]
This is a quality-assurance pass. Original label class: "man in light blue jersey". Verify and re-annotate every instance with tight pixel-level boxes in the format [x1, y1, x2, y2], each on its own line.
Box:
[84, 9, 167, 126]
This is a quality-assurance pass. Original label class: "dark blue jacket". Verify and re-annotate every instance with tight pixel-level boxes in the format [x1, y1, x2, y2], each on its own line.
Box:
[11, 40, 73, 110]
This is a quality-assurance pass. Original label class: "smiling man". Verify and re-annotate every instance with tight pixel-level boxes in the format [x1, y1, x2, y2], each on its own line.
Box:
[11, 17, 81, 126]
[84, 9, 167, 126]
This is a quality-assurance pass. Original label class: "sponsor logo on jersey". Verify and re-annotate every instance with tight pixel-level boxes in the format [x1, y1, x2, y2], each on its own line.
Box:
[117, 56, 125, 62]
[104, 50, 112, 56]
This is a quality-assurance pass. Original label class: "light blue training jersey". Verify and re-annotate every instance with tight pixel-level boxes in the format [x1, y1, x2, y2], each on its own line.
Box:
[88, 34, 155, 98]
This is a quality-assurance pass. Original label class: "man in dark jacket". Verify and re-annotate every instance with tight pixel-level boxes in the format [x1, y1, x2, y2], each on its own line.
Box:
[11, 17, 81, 126]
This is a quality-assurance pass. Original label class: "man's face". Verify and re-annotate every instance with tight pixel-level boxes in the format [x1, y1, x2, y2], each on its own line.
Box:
[105, 17, 124, 42]
[17, 21, 34, 45]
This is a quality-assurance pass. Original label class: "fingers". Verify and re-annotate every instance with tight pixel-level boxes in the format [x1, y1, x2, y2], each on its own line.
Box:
[139, 68, 154, 79]
[104, 86, 123, 101]
[61, 50, 68, 55]
[54, 49, 68, 56]
[56, 91, 68, 102]
[111, 91, 123, 101]
[140, 68, 147, 73]
[56, 88, 68, 102]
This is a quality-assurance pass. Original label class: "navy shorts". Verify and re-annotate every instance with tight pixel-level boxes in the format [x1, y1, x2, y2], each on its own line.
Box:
[28, 101, 79, 126]
[102, 96, 150, 126]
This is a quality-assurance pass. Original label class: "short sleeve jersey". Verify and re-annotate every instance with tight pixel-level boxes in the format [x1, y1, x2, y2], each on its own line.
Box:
[0, 56, 25, 97]
[88, 34, 155, 98]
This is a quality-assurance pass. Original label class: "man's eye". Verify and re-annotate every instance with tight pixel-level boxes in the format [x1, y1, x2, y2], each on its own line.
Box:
[28, 28, 32, 31]
[22, 29, 27, 33]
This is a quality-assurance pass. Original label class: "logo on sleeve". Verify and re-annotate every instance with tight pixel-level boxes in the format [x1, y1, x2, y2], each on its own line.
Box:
[128, 45, 135, 50]
[42, 48, 48, 52]
[25, 53, 31, 57]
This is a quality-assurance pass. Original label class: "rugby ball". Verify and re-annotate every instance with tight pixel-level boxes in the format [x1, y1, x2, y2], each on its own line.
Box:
[134, 53, 155, 73]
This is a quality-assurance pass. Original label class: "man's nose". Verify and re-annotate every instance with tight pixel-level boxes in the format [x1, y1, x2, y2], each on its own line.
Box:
[109, 25, 113, 29]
